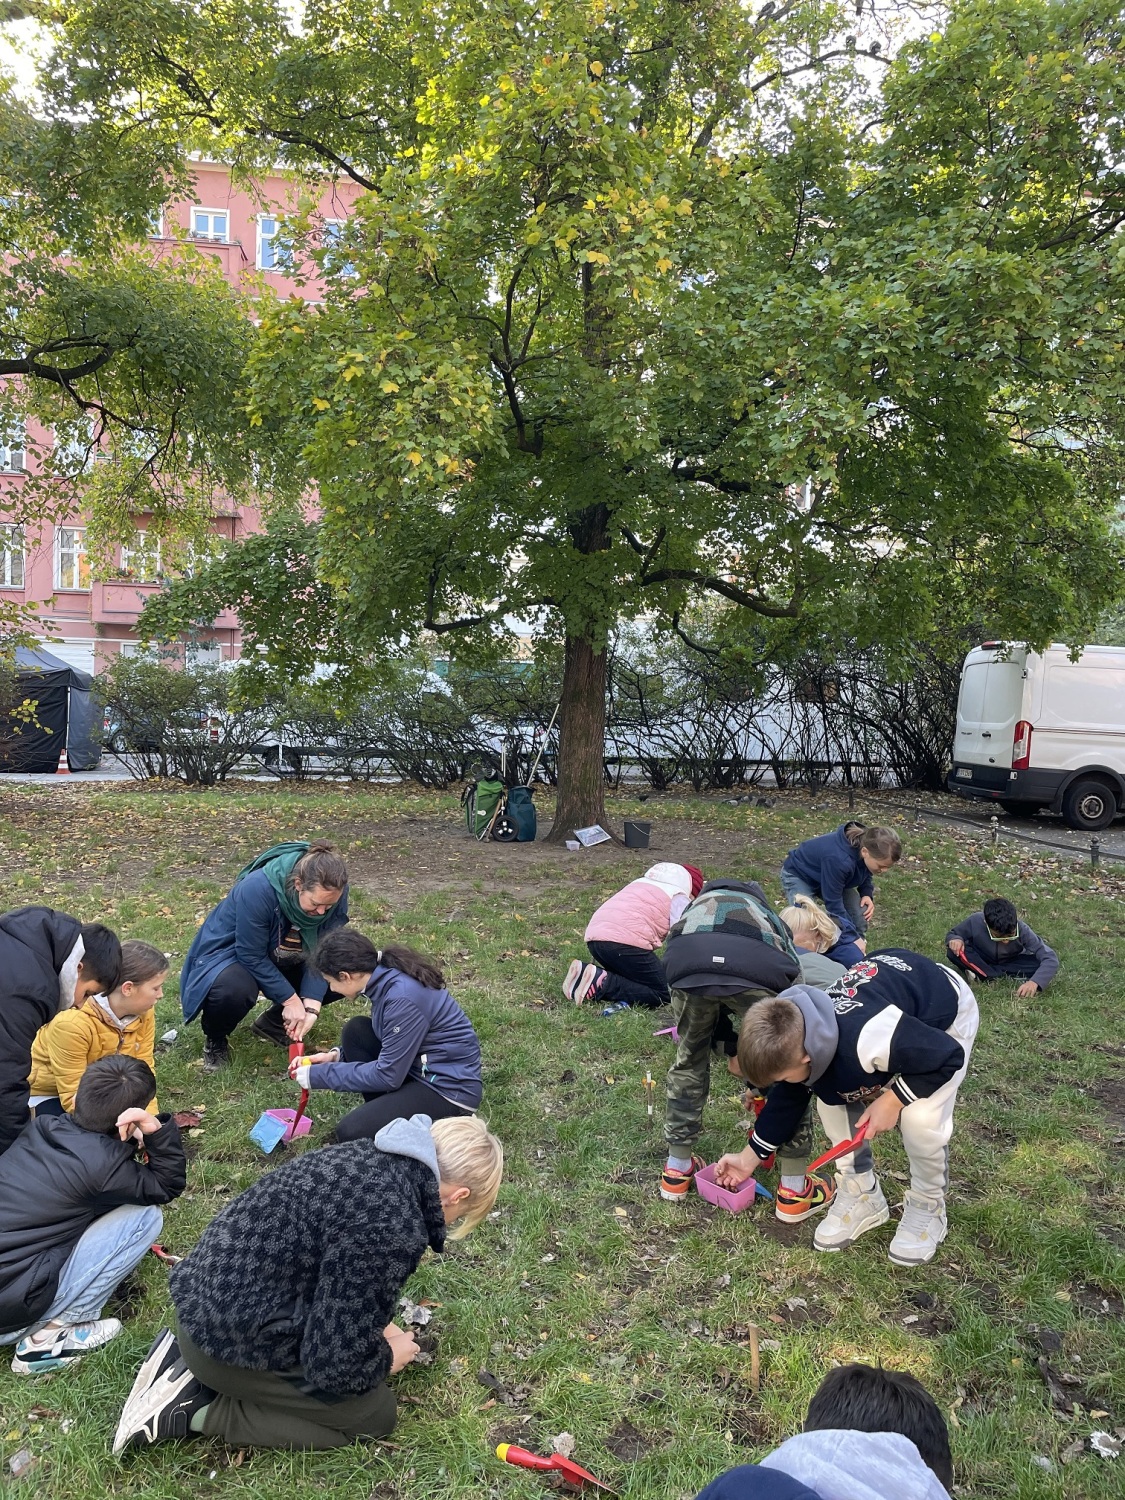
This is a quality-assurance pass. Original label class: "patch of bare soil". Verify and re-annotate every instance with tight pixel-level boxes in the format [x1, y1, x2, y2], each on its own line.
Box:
[1091, 1075, 1125, 1134]
[604, 1419, 654, 1462]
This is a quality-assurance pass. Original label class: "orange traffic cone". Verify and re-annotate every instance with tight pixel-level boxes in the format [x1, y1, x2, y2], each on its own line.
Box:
[56, 744, 70, 775]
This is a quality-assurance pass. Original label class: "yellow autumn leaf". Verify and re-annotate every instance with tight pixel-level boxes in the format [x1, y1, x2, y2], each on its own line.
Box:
[381, 380, 400, 393]
[656, 257, 673, 273]
[589, 59, 604, 76]
[676, 199, 693, 215]
[312, 397, 330, 411]
[407, 450, 423, 465]
[342, 366, 363, 381]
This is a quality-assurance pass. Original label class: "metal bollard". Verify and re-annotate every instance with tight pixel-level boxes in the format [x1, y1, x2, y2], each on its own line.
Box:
[990, 815, 999, 847]
[914, 800, 923, 824]
[848, 785, 855, 811]
[1091, 837, 1101, 867]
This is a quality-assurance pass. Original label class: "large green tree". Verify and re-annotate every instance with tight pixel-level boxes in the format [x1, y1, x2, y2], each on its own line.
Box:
[0, 12, 287, 651]
[44, 0, 1125, 833]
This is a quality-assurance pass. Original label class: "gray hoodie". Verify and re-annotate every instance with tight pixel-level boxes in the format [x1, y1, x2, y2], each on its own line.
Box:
[373, 1112, 440, 1179]
[761, 1430, 952, 1500]
[778, 983, 840, 1084]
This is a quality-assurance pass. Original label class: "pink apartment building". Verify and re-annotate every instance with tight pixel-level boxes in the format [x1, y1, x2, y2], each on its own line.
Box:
[0, 160, 361, 674]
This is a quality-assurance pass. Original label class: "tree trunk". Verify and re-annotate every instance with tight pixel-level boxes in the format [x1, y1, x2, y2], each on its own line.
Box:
[546, 632, 609, 842]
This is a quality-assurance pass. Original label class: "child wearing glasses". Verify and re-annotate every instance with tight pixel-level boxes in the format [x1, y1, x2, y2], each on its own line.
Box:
[945, 897, 1058, 998]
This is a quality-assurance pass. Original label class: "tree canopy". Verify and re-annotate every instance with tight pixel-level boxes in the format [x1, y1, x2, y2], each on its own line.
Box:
[0, 16, 289, 652]
[31, 0, 1125, 829]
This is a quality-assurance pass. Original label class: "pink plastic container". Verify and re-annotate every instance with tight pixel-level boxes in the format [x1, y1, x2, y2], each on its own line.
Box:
[266, 1107, 313, 1143]
[694, 1164, 763, 1214]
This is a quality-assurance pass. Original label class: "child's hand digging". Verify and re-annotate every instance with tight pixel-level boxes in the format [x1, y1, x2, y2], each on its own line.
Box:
[384, 1323, 420, 1373]
[714, 1147, 758, 1189]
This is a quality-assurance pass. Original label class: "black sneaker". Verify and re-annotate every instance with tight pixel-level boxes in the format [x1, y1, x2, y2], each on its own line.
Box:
[250, 1005, 290, 1048]
[112, 1351, 213, 1453]
[201, 1037, 231, 1073]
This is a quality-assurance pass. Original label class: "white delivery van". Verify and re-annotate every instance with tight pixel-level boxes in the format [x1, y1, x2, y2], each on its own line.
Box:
[948, 642, 1125, 830]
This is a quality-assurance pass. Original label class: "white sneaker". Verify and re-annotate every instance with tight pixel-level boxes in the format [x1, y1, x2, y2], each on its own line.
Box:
[889, 1190, 948, 1265]
[11, 1317, 122, 1375]
[562, 959, 585, 1001]
[813, 1173, 890, 1252]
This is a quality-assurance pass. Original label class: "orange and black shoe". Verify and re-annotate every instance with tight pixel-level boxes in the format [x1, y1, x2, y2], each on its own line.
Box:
[659, 1155, 706, 1202]
[774, 1173, 836, 1223]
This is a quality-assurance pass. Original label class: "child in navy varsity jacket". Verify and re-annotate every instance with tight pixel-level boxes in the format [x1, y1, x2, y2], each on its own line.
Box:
[715, 950, 978, 1266]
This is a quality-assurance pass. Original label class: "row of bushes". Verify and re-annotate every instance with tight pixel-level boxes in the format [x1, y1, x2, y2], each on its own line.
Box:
[96, 631, 965, 791]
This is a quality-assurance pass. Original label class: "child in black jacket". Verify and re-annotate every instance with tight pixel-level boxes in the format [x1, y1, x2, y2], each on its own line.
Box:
[715, 950, 978, 1266]
[0, 1055, 185, 1375]
[113, 1112, 503, 1453]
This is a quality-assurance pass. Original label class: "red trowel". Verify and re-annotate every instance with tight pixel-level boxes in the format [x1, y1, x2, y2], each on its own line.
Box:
[288, 1041, 310, 1139]
[497, 1443, 613, 1491]
[806, 1121, 869, 1176]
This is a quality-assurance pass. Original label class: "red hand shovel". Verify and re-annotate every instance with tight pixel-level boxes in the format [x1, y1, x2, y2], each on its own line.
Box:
[496, 1443, 613, 1491]
[288, 1042, 309, 1137]
[806, 1121, 869, 1176]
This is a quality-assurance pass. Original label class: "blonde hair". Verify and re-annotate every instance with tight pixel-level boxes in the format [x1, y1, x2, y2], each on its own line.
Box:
[431, 1115, 504, 1240]
[780, 894, 840, 954]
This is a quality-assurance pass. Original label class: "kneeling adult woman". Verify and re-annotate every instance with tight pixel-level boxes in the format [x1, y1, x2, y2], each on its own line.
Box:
[292, 931, 483, 1142]
[179, 841, 349, 1071]
[112, 1113, 503, 1451]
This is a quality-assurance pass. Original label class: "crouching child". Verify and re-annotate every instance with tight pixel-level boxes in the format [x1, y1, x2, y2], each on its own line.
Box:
[0, 1055, 186, 1374]
[715, 950, 978, 1265]
[112, 1113, 503, 1453]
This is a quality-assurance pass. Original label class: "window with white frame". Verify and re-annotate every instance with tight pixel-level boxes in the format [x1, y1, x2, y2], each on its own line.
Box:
[257, 214, 291, 271]
[118, 530, 162, 583]
[191, 208, 229, 242]
[0, 523, 24, 587]
[55, 526, 90, 590]
[185, 639, 223, 668]
[0, 419, 26, 472]
[322, 219, 355, 276]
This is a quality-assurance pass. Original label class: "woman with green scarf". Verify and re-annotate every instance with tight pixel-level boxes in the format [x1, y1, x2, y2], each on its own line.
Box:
[180, 842, 349, 1072]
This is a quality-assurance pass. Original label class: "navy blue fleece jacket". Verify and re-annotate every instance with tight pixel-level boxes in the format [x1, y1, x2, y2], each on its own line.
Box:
[311, 965, 482, 1109]
[749, 950, 967, 1161]
[781, 826, 873, 942]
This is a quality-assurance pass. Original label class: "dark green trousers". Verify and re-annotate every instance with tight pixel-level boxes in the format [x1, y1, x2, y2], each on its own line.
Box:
[178, 1326, 397, 1450]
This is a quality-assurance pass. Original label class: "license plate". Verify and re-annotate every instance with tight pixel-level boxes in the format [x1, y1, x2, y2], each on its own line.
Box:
[956, 768, 973, 780]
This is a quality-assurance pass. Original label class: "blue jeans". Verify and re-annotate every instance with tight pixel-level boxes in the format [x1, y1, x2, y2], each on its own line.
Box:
[0, 1203, 163, 1344]
[779, 868, 867, 938]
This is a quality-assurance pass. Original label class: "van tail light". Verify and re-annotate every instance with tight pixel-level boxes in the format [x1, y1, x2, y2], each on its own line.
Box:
[1012, 720, 1032, 769]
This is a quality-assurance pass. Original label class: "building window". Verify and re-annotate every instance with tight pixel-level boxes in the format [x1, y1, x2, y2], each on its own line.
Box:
[147, 208, 164, 238]
[322, 219, 355, 276]
[0, 421, 26, 472]
[257, 214, 290, 271]
[118, 531, 162, 583]
[191, 209, 228, 242]
[185, 639, 223, 668]
[0, 524, 24, 587]
[55, 526, 90, 591]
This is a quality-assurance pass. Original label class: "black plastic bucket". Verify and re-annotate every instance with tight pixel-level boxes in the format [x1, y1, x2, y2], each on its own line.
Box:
[623, 819, 651, 849]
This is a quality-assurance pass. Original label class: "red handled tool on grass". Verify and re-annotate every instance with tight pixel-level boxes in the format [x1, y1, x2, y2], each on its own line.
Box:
[496, 1444, 613, 1491]
[289, 1042, 309, 1136]
[805, 1121, 870, 1176]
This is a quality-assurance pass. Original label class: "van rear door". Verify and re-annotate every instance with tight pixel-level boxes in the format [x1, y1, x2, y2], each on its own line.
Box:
[954, 648, 1027, 769]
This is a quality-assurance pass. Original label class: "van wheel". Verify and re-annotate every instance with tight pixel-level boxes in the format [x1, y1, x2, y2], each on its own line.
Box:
[1000, 800, 1040, 818]
[1061, 779, 1118, 831]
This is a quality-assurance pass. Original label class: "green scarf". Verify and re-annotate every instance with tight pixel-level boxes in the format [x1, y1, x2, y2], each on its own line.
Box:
[235, 841, 341, 952]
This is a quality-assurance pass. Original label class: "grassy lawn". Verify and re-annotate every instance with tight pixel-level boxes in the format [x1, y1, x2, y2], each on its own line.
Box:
[0, 782, 1122, 1500]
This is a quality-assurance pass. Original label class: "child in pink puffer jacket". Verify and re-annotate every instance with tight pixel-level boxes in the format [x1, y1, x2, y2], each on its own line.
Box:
[563, 863, 705, 1012]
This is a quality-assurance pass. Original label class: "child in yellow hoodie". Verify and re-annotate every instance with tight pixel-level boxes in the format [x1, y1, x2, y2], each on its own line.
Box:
[28, 942, 168, 1116]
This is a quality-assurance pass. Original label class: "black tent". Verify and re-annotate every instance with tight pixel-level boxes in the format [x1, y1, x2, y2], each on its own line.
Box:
[0, 647, 102, 773]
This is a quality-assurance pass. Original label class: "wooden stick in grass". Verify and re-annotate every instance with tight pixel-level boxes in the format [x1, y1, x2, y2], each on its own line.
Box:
[748, 1322, 761, 1395]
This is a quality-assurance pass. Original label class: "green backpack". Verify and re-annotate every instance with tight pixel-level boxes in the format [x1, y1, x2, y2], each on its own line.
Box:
[461, 778, 506, 840]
